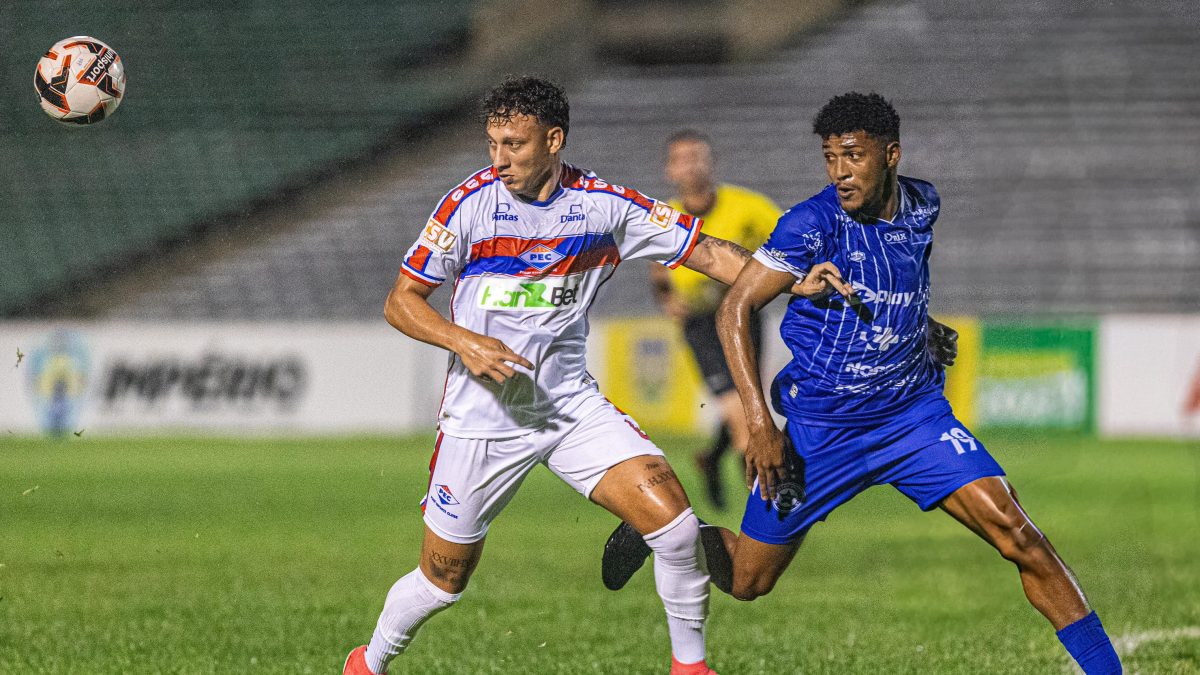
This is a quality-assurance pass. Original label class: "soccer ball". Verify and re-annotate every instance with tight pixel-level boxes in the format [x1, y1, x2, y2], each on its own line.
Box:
[34, 36, 126, 125]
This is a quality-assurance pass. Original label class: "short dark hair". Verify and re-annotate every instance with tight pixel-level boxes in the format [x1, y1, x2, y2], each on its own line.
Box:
[666, 128, 711, 148]
[812, 92, 900, 143]
[480, 76, 570, 137]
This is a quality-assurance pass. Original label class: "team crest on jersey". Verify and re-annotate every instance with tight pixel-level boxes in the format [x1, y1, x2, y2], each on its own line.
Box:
[519, 244, 565, 271]
[649, 200, 681, 229]
[801, 232, 822, 251]
[434, 484, 460, 506]
[421, 220, 457, 252]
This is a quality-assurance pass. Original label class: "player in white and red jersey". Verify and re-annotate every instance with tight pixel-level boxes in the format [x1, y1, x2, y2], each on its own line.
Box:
[342, 77, 764, 675]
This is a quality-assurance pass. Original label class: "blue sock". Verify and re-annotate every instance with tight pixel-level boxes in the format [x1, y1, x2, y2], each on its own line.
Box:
[1056, 611, 1122, 674]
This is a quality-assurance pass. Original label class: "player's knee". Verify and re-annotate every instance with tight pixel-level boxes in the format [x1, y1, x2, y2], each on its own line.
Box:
[730, 573, 778, 602]
[422, 564, 472, 594]
[989, 511, 1048, 565]
[644, 508, 701, 564]
[420, 553, 477, 594]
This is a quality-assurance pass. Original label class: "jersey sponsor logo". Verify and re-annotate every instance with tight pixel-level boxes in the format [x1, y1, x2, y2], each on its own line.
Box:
[559, 204, 585, 224]
[857, 325, 900, 352]
[883, 231, 909, 244]
[649, 200, 681, 229]
[518, 244, 565, 270]
[850, 282, 926, 307]
[848, 250, 866, 262]
[477, 275, 582, 311]
[421, 220, 457, 252]
[843, 361, 901, 378]
[492, 203, 519, 222]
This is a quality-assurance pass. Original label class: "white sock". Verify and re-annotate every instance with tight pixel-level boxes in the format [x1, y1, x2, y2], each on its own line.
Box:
[364, 568, 461, 674]
[643, 508, 710, 664]
[666, 615, 707, 664]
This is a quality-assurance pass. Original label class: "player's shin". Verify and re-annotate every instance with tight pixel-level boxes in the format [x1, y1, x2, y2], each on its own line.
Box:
[364, 568, 462, 674]
[644, 508, 711, 665]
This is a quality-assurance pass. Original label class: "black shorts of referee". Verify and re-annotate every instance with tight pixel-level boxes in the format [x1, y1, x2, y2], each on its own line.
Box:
[682, 310, 763, 396]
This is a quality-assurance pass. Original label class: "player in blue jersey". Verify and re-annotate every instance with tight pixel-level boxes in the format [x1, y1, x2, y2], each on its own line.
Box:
[603, 93, 1122, 674]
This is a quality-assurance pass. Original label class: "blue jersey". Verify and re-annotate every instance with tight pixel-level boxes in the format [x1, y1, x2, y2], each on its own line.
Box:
[751, 176, 948, 426]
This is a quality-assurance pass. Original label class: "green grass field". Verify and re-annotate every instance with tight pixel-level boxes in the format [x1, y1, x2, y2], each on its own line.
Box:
[2, 432, 1197, 674]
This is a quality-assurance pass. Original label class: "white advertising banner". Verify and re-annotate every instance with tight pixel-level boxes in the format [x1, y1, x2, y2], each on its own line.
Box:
[1098, 315, 1200, 438]
[0, 322, 447, 435]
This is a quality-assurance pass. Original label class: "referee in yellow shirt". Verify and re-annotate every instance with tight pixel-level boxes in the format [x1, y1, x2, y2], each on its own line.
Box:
[650, 129, 782, 509]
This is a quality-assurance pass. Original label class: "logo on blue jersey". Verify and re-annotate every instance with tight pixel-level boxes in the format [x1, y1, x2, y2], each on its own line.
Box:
[849, 251, 866, 262]
[850, 282, 925, 307]
[801, 232, 822, 251]
[883, 231, 908, 244]
[518, 244, 565, 270]
[492, 203, 519, 222]
[857, 325, 901, 352]
[559, 204, 585, 224]
[434, 484, 460, 506]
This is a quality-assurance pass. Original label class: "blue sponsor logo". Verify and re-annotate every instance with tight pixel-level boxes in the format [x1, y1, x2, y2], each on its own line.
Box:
[492, 203, 519, 221]
[560, 204, 585, 223]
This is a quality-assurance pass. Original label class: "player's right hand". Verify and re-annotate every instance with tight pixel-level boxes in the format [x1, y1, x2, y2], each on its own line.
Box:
[795, 262, 856, 301]
[455, 333, 533, 384]
[745, 424, 789, 501]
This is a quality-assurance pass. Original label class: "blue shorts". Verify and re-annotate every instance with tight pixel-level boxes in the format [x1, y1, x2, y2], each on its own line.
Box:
[740, 400, 1005, 545]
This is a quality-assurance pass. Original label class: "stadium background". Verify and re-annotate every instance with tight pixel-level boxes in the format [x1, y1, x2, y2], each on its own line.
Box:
[2, 0, 1198, 672]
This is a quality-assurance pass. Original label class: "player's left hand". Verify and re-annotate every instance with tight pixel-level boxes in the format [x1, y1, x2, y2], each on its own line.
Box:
[927, 317, 958, 367]
[744, 424, 789, 501]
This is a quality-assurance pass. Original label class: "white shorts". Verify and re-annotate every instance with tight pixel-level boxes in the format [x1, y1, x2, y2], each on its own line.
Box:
[420, 391, 664, 544]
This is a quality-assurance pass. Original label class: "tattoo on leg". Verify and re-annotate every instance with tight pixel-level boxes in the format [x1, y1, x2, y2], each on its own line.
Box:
[636, 469, 678, 493]
[427, 551, 471, 580]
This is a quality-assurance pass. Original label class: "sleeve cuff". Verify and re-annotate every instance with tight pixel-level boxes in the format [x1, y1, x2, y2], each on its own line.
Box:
[752, 248, 807, 279]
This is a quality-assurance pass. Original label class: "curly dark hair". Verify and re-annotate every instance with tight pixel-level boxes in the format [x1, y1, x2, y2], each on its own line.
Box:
[480, 76, 570, 137]
[812, 92, 900, 142]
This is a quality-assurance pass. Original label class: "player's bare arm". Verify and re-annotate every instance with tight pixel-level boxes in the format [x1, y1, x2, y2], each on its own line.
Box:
[684, 234, 845, 298]
[679, 234, 752, 285]
[384, 273, 532, 384]
[715, 259, 799, 500]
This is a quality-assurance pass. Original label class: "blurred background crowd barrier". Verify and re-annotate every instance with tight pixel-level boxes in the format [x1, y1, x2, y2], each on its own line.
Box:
[2, 0, 1197, 438]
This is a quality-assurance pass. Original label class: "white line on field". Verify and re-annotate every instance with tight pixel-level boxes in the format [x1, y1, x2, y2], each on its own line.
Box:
[1063, 625, 1200, 674]
[1113, 626, 1200, 654]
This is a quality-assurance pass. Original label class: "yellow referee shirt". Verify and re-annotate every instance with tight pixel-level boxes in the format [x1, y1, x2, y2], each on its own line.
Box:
[669, 184, 782, 314]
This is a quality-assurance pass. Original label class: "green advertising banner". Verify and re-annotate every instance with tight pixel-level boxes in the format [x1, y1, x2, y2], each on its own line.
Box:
[977, 322, 1096, 431]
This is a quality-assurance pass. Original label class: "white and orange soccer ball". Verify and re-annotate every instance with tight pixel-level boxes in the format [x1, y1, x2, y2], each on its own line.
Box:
[34, 36, 126, 125]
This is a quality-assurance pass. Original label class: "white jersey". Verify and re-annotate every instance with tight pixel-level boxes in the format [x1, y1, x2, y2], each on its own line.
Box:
[400, 163, 703, 438]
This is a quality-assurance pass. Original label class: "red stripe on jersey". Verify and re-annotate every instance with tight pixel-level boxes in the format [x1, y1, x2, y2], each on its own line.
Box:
[578, 178, 656, 212]
[400, 266, 440, 287]
[470, 235, 568, 261]
[432, 167, 495, 226]
[406, 245, 432, 272]
[560, 243, 621, 274]
[667, 217, 704, 269]
[420, 432, 445, 515]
